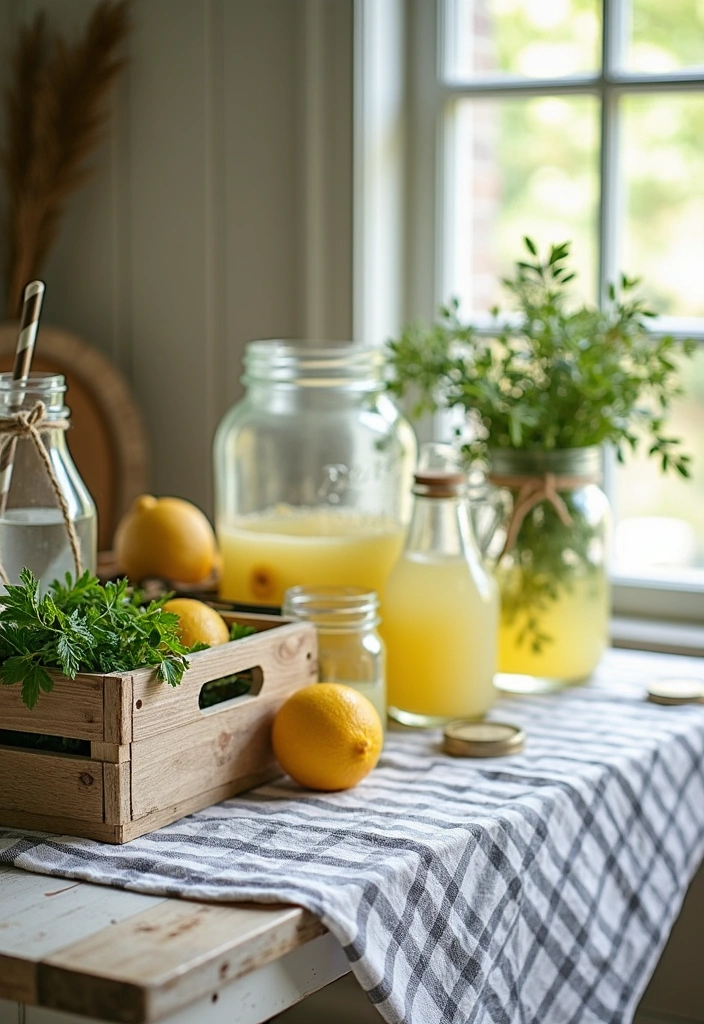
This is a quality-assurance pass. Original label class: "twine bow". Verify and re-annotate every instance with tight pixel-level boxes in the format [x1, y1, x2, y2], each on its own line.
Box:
[0, 400, 82, 586]
[487, 471, 600, 561]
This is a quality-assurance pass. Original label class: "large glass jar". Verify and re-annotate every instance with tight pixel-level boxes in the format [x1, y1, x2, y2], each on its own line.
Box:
[213, 341, 417, 607]
[0, 372, 97, 590]
[484, 446, 611, 692]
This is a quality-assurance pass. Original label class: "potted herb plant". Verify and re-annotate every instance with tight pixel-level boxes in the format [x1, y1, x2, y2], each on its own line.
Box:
[385, 239, 695, 691]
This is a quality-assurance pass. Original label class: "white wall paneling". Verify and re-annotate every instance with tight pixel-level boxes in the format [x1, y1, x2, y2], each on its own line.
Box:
[0, 0, 354, 521]
[300, 0, 353, 343]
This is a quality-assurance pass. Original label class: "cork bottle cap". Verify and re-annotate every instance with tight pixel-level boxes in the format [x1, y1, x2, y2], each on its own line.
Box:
[412, 469, 467, 497]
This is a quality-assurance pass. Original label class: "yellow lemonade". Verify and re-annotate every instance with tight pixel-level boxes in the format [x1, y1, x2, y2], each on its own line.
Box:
[217, 508, 406, 606]
[382, 552, 498, 722]
[498, 570, 609, 683]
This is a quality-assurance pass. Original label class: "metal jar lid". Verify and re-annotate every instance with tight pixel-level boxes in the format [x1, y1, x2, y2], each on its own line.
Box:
[443, 720, 525, 758]
[646, 679, 704, 705]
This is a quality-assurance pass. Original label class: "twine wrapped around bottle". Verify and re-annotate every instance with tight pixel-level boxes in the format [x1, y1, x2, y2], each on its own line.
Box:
[0, 400, 82, 585]
[487, 470, 601, 561]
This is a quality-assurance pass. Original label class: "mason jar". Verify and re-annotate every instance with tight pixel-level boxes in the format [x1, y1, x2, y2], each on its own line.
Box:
[213, 341, 417, 607]
[484, 446, 611, 692]
[0, 371, 97, 590]
[283, 585, 386, 724]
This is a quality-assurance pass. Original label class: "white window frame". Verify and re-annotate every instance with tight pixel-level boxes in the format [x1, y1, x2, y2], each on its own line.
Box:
[397, 0, 704, 626]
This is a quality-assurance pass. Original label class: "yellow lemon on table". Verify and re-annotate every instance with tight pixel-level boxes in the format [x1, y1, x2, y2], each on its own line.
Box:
[272, 683, 383, 792]
[114, 495, 218, 584]
[162, 598, 230, 649]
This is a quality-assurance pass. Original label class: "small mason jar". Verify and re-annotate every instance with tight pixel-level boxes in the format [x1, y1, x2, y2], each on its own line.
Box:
[0, 372, 97, 590]
[484, 446, 611, 692]
[213, 340, 417, 607]
[282, 585, 386, 723]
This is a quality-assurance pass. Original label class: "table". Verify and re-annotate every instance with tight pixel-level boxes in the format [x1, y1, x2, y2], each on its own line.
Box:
[2, 863, 704, 1024]
[2, 646, 704, 1024]
[0, 864, 349, 1024]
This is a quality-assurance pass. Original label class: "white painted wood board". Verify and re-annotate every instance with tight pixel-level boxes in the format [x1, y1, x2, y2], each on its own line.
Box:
[0, 867, 166, 961]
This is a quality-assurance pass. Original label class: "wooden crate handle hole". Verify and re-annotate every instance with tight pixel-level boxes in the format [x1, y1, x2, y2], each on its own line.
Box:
[198, 665, 264, 714]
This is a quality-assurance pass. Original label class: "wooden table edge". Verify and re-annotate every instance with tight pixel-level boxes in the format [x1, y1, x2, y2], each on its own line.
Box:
[0, 867, 332, 1023]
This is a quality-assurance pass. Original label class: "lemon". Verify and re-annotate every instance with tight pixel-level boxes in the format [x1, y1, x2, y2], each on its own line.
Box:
[162, 598, 230, 648]
[114, 495, 218, 583]
[272, 683, 383, 791]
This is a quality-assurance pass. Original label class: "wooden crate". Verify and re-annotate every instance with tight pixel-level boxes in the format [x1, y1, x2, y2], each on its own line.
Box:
[0, 613, 317, 843]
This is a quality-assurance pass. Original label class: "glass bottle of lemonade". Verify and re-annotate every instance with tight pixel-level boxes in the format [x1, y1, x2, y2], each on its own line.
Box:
[382, 469, 498, 726]
[213, 341, 417, 607]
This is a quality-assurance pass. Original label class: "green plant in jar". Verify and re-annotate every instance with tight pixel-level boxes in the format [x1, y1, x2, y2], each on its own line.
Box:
[385, 239, 696, 688]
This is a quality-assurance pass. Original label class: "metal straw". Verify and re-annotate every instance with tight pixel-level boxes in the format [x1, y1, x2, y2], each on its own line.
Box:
[0, 281, 46, 513]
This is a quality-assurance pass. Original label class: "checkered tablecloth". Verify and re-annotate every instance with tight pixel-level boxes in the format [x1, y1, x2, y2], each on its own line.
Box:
[2, 648, 704, 1024]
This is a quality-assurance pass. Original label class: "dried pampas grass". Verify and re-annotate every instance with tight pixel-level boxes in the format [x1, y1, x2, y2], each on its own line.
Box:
[1, 1, 130, 317]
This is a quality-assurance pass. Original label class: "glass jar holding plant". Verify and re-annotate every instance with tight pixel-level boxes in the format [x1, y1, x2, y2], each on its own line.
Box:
[385, 239, 695, 692]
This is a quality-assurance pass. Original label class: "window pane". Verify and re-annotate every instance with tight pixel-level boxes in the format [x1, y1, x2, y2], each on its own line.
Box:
[613, 346, 704, 584]
[622, 93, 704, 318]
[446, 96, 599, 314]
[444, 0, 601, 80]
[625, 0, 704, 73]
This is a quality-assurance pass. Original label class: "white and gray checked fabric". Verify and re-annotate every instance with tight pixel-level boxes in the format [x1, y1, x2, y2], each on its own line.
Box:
[2, 648, 704, 1024]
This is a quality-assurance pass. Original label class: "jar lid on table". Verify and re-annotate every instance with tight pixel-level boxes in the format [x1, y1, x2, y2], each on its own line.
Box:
[443, 720, 525, 758]
[646, 679, 704, 705]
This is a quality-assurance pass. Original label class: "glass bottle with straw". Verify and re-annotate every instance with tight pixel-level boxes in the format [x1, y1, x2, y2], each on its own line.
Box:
[0, 282, 97, 591]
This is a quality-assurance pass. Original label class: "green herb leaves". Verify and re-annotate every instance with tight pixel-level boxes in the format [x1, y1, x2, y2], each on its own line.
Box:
[386, 239, 696, 472]
[229, 622, 257, 642]
[0, 569, 191, 708]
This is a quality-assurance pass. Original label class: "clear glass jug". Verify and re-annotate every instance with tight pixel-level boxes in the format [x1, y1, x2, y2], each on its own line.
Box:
[213, 340, 417, 607]
[0, 372, 97, 590]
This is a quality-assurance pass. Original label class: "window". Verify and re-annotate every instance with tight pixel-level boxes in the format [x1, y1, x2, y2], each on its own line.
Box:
[406, 0, 704, 621]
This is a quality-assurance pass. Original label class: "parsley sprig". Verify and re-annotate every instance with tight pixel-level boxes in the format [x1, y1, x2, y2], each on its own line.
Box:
[0, 569, 191, 709]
